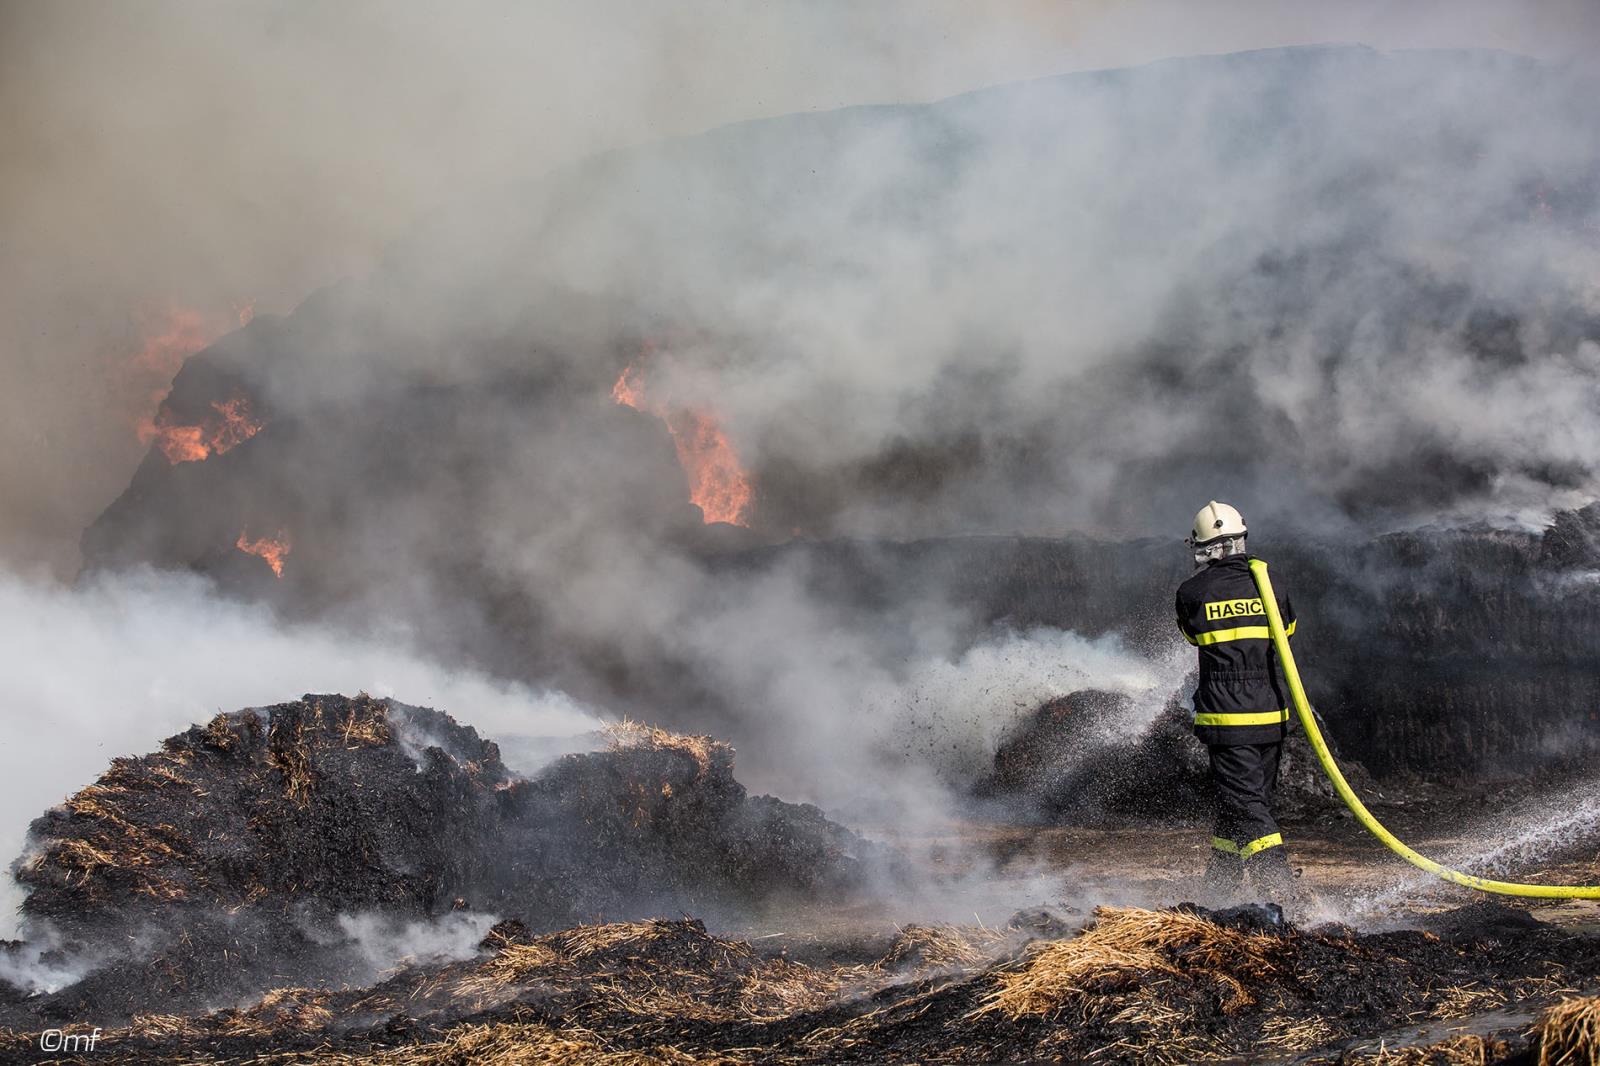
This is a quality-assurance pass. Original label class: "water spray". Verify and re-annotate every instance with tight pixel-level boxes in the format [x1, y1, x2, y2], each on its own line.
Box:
[1250, 559, 1600, 898]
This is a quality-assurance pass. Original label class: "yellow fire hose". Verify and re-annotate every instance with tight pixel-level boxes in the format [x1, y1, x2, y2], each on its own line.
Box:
[1248, 558, 1600, 898]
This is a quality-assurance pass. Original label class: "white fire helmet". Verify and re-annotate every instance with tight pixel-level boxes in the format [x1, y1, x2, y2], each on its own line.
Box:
[1189, 500, 1247, 547]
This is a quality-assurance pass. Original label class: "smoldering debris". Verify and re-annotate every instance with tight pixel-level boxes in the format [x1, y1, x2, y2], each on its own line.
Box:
[980, 688, 1376, 823]
[981, 690, 1198, 821]
[3, 694, 887, 1023]
[8, 901, 1598, 1063]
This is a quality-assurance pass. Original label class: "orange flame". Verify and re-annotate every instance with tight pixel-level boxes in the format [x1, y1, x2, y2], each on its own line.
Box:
[126, 302, 259, 459]
[138, 390, 263, 464]
[612, 363, 648, 408]
[129, 306, 215, 378]
[611, 359, 752, 527]
[663, 409, 754, 526]
[236, 528, 291, 577]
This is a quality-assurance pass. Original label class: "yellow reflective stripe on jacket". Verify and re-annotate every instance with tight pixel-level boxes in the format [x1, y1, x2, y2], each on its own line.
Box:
[1240, 832, 1283, 858]
[1194, 619, 1295, 645]
[1192, 709, 1290, 727]
[1195, 625, 1270, 644]
[1211, 833, 1283, 857]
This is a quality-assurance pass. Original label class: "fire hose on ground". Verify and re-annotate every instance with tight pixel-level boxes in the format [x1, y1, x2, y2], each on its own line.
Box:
[1247, 558, 1600, 899]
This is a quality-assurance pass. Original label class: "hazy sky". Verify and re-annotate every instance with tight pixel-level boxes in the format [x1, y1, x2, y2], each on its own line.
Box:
[2, 0, 1596, 572]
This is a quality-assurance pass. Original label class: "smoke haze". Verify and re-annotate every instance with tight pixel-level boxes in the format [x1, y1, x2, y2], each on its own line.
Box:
[92, 39, 1594, 568]
[0, 567, 602, 936]
[3, 0, 1599, 571]
[6, 1, 1600, 940]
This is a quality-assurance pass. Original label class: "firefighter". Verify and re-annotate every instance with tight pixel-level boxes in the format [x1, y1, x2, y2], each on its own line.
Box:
[1175, 501, 1297, 904]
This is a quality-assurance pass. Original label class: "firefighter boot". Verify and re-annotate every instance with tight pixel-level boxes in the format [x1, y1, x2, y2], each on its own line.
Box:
[1201, 849, 1244, 906]
[1245, 846, 1299, 910]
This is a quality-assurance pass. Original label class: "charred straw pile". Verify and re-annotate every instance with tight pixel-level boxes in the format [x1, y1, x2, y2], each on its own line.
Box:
[10, 901, 1600, 1064]
[3, 694, 882, 1024]
[6, 695, 1597, 1063]
[980, 688, 1377, 824]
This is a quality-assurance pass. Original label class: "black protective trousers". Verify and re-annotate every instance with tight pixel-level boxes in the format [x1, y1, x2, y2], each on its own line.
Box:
[1208, 741, 1284, 857]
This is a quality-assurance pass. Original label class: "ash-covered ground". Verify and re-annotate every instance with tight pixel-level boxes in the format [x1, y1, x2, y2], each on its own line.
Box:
[6, 692, 1600, 1064]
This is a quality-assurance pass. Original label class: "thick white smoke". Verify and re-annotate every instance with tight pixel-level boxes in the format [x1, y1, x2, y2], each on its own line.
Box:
[0, 566, 603, 937]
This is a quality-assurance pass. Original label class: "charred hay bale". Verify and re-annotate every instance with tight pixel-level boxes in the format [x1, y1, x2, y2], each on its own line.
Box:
[982, 687, 1373, 823]
[4, 699, 883, 1028]
[981, 690, 1207, 821]
[988, 690, 1137, 794]
[489, 731, 880, 927]
[15, 698, 879, 945]
[14, 693, 507, 934]
[6, 694, 516, 1024]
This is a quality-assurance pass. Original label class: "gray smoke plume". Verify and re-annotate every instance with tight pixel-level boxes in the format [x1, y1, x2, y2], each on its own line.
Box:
[3, 2, 1599, 573]
[7, 4, 1600, 944]
[175, 44, 1600, 547]
[91, 40, 1591, 801]
[21, 35, 1600, 819]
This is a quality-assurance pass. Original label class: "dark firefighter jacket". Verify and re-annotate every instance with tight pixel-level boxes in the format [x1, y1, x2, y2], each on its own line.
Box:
[1174, 554, 1296, 746]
